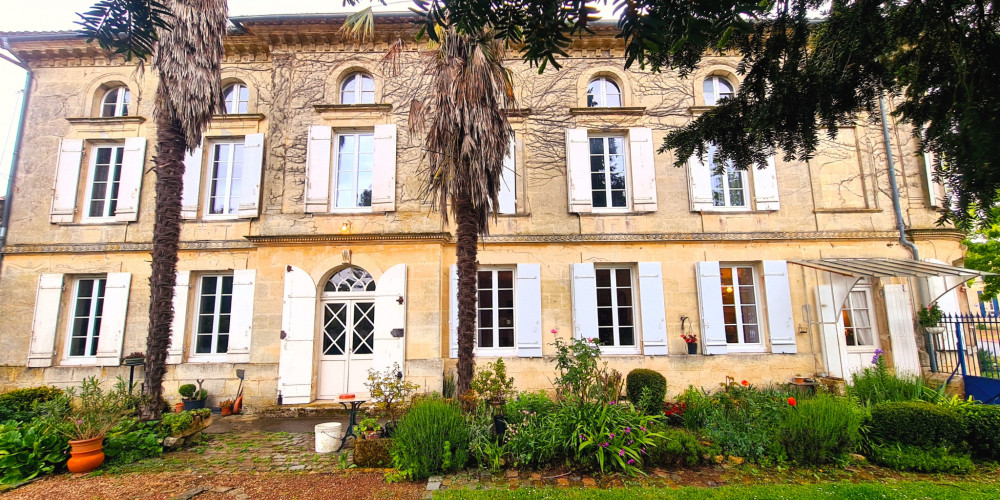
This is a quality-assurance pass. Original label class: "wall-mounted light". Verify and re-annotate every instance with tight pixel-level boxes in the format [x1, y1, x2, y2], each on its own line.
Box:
[340, 221, 351, 233]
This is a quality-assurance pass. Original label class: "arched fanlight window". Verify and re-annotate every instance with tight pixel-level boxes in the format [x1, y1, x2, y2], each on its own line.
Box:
[223, 82, 249, 114]
[586, 77, 622, 108]
[341, 73, 375, 105]
[703, 76, 735, 106]
[325, 266, 377, 292]
[100, 86, 130, 117]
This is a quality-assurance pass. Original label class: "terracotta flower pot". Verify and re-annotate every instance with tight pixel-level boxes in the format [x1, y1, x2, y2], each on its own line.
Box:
[174, 402, 185, 413]
[67, 435, 105, 473]
[221, 406, 233, 416]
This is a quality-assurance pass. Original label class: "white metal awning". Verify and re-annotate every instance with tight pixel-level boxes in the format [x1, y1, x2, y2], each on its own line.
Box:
[789, 258, 989, 280]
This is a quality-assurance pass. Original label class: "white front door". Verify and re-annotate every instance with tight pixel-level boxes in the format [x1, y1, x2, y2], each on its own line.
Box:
[317, 299, 375, 399]
[839, 285, 881, 379]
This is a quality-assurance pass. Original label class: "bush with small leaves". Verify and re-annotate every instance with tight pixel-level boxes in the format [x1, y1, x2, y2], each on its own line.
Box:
[625, 369, 666, 415]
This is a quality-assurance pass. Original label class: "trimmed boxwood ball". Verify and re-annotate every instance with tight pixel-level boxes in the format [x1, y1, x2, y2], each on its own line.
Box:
[625, 369, 667, 414]
[868, 401, 966, 449]
[961, 404, 1000, 460]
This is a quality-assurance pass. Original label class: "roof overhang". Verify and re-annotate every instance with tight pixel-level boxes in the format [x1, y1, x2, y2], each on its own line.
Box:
[789, 258, 990, 280]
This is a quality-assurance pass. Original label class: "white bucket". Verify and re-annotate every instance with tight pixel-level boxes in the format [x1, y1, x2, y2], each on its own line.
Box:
[315, 422, 343, 453]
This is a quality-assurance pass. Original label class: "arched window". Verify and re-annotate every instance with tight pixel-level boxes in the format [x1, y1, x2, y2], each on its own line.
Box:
[325, 266, 376, 292]
[341, 73, 375, 105]
[223, 82, 249, 114]
[586, 77, 622, 108]
[100, 86, 130, 117]
[703, 76, 734, 106]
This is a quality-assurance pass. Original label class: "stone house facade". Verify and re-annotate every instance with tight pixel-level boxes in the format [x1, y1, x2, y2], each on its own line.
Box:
[0, 14, 967, 409]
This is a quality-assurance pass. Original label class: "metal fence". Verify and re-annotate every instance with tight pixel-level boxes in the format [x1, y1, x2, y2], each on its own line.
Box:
[931, 313, 1000, 378]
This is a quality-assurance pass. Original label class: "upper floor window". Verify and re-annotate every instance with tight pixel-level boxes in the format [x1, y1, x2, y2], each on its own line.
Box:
[334, 132, 374, 210]
[589, 135, 628, 210]
[709, 149, 747, 208]
[206, 141, 244, 217]
[477, 269, 515, 351]
[223, 82, 249, 114]
[341, 73, 375, 105]
[85, 145, 125, 220]
[67, 276, 107, 357]
[586, 77, 622, 108]
[703, 76, 734, 106]
[100, 86, 130, 117]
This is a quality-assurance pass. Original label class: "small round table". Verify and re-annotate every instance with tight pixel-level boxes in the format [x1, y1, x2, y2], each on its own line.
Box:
[336, 398, 367, 451]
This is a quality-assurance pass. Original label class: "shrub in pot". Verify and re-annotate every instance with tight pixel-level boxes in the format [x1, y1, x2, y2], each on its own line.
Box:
[178, 380, 208, 411]
[43, 377, 133, 473]
[354, 418, 380, 440]
[219, 399, 234, 416]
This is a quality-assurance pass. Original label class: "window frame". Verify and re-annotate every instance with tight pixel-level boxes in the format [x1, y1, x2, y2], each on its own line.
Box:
[189, 273, 234, 362]
[594, 266, 641, 355]
[331, 131, 375, 213]
[706, 144, 751, 211]
[203, 140, 245, 219]
[340, 73, 376, 105]
[586, 77, 623, 108]
[81, 144, 125, 223]
[222, 82, 250, 114]
[718, 263, 764, 352]
[588, 134, 631, 212]
[62, 275, 107, 365]
[474, 267, 517, 356]
[100, 86, 130, 117]
[703, 76, 734, 106]
[842, 284, 878, 349]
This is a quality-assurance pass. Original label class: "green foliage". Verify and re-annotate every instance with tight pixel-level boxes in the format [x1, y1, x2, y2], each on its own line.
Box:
[353, 438, 393, 468]
[76, 0, 171, 62]
[0, 419, 69, 485]
[645, 424, 716, 467]
[354, 418, 380, 438]
[365, 362, 419, 424]
[960, 405, 1000, 460]
[503, 393, 560, 469]
[917, 303, 944, 327]
[869, 443, 974, 474]
[868, 401, 966, 449]
[0, 387, 64, 423]
[847, 360, 928, 407]
[677, 381, 791, 461]
[442, 371, 456, 399]
[178, 384, 195, 398]
[569, 401, 660, 475]
[103, 418, 163, 466]
[778, 396, 863, 465]
[978, 348, 1000, 379]
[470, 358, 516, 409]
[551, 337, 621, 404]
[43, 377, 134, 441]
[625, 369, 667, 415]
[158, 410, 208, 436]
[390, 399, 469, 479]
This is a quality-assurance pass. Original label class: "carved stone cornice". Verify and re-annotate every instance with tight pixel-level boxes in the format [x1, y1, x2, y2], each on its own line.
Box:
[313, 104, 393, 114]
[481, 231, 905, 244]
[2, 240, 254, 255]
[66, 116, 146, 126]
[244, 232, 453, 246]
[66, 116, 146, 136]
[907, 228, 967, 242]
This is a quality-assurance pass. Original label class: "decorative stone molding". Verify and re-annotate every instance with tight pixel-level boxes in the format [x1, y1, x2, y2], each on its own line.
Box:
[907, 228, 967, 242]
[2, 240, 254, 255]
[569, 107, 646, 116]
[66, 116, 146, 136]
[313, 104, 393, 114]
[481, 231, 905, 243]
[206, 113, 266, 135]
[244, 232, 453, 246]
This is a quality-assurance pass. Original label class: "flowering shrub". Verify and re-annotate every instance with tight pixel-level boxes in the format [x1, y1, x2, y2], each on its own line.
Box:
[917, 303, 944, 327]
[551, 337, 620, 404]
[847, 352, 928, 407]
[470, 358, 516, 410]
[571, 401, 660, 475]
[503, 393, 560, 468]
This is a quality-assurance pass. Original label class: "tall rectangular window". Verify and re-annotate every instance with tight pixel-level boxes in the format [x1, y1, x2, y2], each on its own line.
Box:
[207, 142, 244, 216]
[589, 136, 628, 209]
[842, 289, 875, 347]
[720, 265, 760, 345]
[595, 268, 635, 348]
[334, 132, 374, 209]
[477, 269, 515, 350]
[86, 146, 124, 219]
[711, 163, 747, 207]
[195, 274, 233, 355]
[68, 277, 106, 357]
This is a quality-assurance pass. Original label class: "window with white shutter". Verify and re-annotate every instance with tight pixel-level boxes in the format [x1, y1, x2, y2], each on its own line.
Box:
[566, 128, 657, 213]
[688, 145, 780, 212]
[181, 134, 264, 220]
[304, 125, 396, 213]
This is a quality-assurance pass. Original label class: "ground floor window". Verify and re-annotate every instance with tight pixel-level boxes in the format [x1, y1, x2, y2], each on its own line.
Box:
[477, 268, 515, 351]
[194, 274, 233, 355]
[720, 264, 760, 346]
[842, 288, 875, 347]
[595, 267, 636, 348]
[68, 276, 106, 357]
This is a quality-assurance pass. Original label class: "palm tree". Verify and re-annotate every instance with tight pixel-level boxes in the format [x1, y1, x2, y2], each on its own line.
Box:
[80, 0, 227, 419]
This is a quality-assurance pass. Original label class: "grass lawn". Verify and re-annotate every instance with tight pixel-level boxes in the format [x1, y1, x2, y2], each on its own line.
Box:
[435, 481, 1000, 499]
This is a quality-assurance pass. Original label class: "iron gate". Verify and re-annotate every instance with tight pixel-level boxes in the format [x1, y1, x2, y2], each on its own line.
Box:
[931, 313, 1000, 403]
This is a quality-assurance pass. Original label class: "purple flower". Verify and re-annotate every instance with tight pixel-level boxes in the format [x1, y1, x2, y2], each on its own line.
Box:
[875, 348, 884, 355]
[609, 433, 614, 438]
[625, 427, 631, 434]
[580, 434, 586, 440]
[641, 447, 646, 454]
[627, 458, 635, 465]
[609, 401, 616, 405]
[76, 419, 82, 424]
[639, 427, 646, 432]
[619, 449, 625, 457]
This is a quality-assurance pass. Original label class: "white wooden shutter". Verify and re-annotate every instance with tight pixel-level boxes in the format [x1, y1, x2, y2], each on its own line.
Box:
[373, 264, 407, 373]
[114, 137, 147, 222]
[815, 285, 845, 378]
[923, 151, 943, 208]
[238, 133, 265, 219]
[566, 128, 593, 213]
[180, 145, 204, 219]
[96, 272, 131, 366]
[637, 262, 668, 355]
[167, 270, 190, 364]
[371, 124, 397, 212]
[449, 265, 458, 358]
[571, 263, 598, 340]
[695, 261, 727, 355]
[752, 156, 780, 211]
[516, 263, 542, 357]
[884, 284, 922, 377]
[27, 274, 64, 367]
[50, 138, 84, 223]
[227, 269, 256, 363]
[628, 128, 658, 212]
[498, 136, 517, 214]
[278, 265, 317, 404]
[762, 260, 796, 353]
[305, 125, 332, 212]
[688, 152, 714, 212]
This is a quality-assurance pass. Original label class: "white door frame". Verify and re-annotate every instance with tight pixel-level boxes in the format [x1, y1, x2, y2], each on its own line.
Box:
[317, 291, 377, 399]
[838, 283, 881, 379]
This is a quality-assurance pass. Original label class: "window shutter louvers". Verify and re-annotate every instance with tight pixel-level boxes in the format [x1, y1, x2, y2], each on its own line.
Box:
[27, 274, 64, 367]
[50, 138, 84, 223]
[180, 145, 204, 219]
[762, 260, 796, 353]
[371, 124, 397, 212]
[305, 125, 332, 213]
[695, 261, 727, 355]
[637, 262, 668, 355]
[95, 272, 131, 366]
[498, 136, 517, 214]
[449, 265, 458, 358]
[515, 263, 542, 357]
[687, 153, 714, 212]
[168, 270, 190, 364]
[571, 263, 599, 340]
[566, 128, 593, 213]
[238, 133, 265, 219]
[114, 137, 147, 222]
[278, 265, 317, 404]
[752, 157, 780, 211]
[628, 128, 658, 212]
[227, 269, 256, 363]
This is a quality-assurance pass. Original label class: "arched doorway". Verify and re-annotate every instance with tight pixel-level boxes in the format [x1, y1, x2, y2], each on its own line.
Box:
[317, 266, 377, 399]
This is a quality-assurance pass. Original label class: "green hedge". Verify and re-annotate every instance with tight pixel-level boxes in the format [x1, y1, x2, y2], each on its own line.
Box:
[960, 405, 1000, 460]
[869, 443, 974, 474]
[868, 401, 965, 449]
[625, 369, 666, 414]
[390, 399, 469, 479]
[0, 387, 64, 423]
[779, 396, 862, 464]
[354, 438, 393, 467]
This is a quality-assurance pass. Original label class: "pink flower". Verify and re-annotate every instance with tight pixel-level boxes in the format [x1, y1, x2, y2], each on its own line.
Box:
[625, 427, 631, 434]
[551, 328, 558, 334]
[619, 449, 625, 457]
[609, 433, 615, 438]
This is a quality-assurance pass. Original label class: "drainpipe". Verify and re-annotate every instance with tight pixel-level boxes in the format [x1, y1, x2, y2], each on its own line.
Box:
[0, 40, 31, 269]
[880, 95, 936, 371]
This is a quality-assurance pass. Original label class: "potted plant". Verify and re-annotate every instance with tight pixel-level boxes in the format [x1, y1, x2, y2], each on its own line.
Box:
[219, 399, 234, 416]
[919, 303, 945, 334]
[179, 379, 208, 411]
[122, 351, 145, 366]
[174, 401, 185, 413]
[48, 377, 132, 473]
[469, 358, 515, 436]
[681, 333, 698, 354]
[354, 418, 381, 440]
[364, 362, 419, 438]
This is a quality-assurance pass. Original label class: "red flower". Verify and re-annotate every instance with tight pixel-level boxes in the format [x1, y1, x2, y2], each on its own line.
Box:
[787, 397, 797, 406]
[741, 380, 749, 386]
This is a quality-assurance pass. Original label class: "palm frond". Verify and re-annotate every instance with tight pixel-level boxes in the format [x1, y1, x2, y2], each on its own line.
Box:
[340, 7, 375, 43]
[76, 0, 172, 62]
